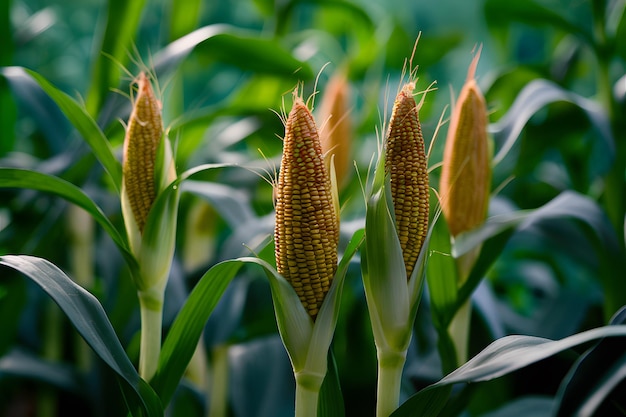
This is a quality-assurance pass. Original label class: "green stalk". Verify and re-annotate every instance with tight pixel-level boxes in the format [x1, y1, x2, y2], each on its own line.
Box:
[67, 205, 94, 372]
[208, 345, 228, 417]
[294, 370, 325, 417]
[138, 287, 164, 381]
[376, 348, 407, 417]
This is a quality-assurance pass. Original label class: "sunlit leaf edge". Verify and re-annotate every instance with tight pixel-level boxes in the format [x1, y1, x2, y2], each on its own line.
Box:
[392, 325, 626, 417]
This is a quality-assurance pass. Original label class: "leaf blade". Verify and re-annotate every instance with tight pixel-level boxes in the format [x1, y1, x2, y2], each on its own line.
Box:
[0, 255, 162, 417]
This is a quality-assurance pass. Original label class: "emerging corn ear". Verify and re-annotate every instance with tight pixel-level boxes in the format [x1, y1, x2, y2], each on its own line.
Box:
[439, 50, 490, 240]
[385, 82, 430, 280]
[318, 71, 353, 189]
[275, 92, 339, 320]
[122, 72, 163, 254]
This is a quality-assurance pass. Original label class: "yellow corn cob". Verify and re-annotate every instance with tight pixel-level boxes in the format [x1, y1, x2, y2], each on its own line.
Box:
[439, 51, 490, 238]
[318, 71, 352, 189]
[385, 82, 430, 280]
[122, 72, 163, 233]
[275, 94, 339, 319]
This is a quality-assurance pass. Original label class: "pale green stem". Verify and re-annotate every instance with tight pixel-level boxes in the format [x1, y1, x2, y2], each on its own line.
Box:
[67, 205, 94, 372]
[448, 299, 472, 365]
[295, 370, 325, 417]
[208, 345, 228, 417]
[376, 348, 407, 417]
[449, 246, 480, 365]
[138, 288, 164, 381]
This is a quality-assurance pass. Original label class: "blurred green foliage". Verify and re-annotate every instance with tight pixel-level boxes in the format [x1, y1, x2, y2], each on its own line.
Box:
[1, 0, 626, 416]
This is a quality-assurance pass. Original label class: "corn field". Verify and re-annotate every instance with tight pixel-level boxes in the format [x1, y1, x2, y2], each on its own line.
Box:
[1, 0, 626, 416]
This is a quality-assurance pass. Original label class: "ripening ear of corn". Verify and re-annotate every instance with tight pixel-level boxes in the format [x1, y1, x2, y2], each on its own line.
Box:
[122, 72, 162, 236]
[439, 51, 490, 242]
[385, 82, 430, 281]
[438, 50, 490, 367]
[318, 71, 353, 189]
[274, 93, 339, 320]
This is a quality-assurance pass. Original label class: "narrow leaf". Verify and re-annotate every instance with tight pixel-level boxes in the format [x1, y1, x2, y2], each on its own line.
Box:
[426, 214, 459, 329]
[491, 79, 613, 166]
[0, 168, 134, 269]
[153, 25, 313, 79]
[394, 326, 626, 416]
[555, 308, 626, 416]
[1, 67, 122, 190]
[152, 259, 245, 405]
[318, 351, 345, 417]
[0, 255, 162, 417]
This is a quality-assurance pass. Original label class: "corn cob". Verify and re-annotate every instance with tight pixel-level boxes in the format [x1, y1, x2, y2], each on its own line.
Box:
[318, 71, 352, 188]
[275, 94, 339, 319]
[385, 82, 430, 281]
[439, 52, 490, 238]
[122, 72, 163, 233]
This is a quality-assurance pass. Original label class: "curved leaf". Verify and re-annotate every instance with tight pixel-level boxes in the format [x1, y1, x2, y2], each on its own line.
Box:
[0, 168, 134, 269]
[1, 67, 122, 190]
[153, 24, 313, 79]
[453, 191, 620, 313]
[555, 307, 626, 416]
[153, 230, 364, 407]
[152, 259, 245, 405]
[0, 255, 162, 417]
[490, 79, 613, 167]
[0, 66, 68, 153]
[392, 325, 626, 417]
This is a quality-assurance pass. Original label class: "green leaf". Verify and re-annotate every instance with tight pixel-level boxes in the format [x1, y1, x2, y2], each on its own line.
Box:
[152, 259, 246, 405]
[426, 214, 459, 330]
[484, 0, 592, 41]
[168, 0, 202, 41]
[0, 255, 162, 417]
[1, 67, 123, 190]
[86, 0, 146, 115]
[0, 168, 134, 270]
[554, 307, 626, 416]
[491, 79, 614, 167]
[264, 256, 314, 372]
[135, 178, 180, 290]
[392, 325, 626, 417]
[616, 6, 626, 61]
[153, 230, 364, 407]
[306, 229, 365, 372]
[153, 25, 313, 79]
[453, 191, 622, 313]
[362, 169, 411, 350]
[318, 351, 345, 417]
